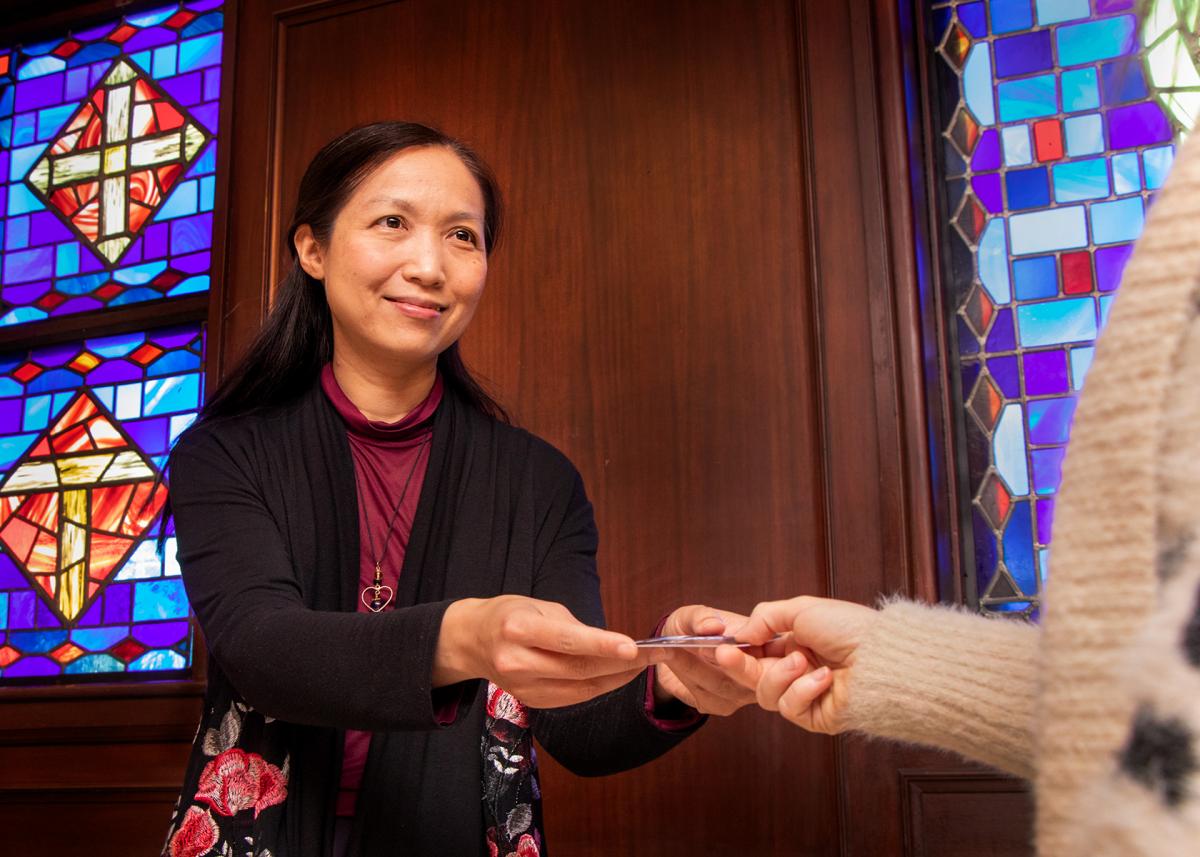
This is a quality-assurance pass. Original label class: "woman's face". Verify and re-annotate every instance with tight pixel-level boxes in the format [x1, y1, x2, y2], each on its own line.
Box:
[295, 146, 489, 372]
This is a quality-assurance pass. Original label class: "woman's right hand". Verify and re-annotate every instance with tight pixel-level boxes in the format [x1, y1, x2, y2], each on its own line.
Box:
[718, 596, 876, 735]
[433, 595, 671, 709]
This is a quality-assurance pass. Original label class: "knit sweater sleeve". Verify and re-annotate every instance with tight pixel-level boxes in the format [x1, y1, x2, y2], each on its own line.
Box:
[844, 599, 1040, 779]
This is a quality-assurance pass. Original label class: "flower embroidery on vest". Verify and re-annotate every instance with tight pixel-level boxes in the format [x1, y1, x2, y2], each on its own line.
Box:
[167, 806, 219, 857]
[196, 748, 289, 818]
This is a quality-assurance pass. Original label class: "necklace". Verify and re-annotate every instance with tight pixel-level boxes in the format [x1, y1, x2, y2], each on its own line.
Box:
[360, 435, 431, 612]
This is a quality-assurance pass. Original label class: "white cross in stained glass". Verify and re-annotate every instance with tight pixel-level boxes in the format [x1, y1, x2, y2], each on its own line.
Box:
[22, 58, 210, 265]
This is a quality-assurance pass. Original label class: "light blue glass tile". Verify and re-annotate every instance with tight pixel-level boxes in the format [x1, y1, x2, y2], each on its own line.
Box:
[1060, 68, 1100, 112]
[1027, 397, 1077, 445]
[998, 74, 1058, 121]
[64, 68, 90, 100]
[115, 540, 166, 581]
[0, 593, 7, 630]
[163, 537, 181, 577]
[178, 34, 223, 73]
[1091, 196, 1144, 245]
[132, 578, 189, 622]
[8, 143, 45, 182]
[12, 113, 36, 147]
[1002, 125, 1032, 166]
[17, 56, 66, 80]
[1111, 152, 1140, 195]
[153, 181, 199, 220]
[90, 333, 145, 358]
[1031, 447, 1066, 494]
[994, 403, 1031, 495]
[63, 654, 124, 674]
[93, 385, 115, 411]
[6, 216, 29, 250]
[1143, 145, 1175, 189]
[152, 45, 178, 79]
[1099, 294, 1115, 329]
[114, 261, 168, 285]
[991, 0, 1034, 34]
[979, 219, 1011, 303]
[1013, 255, 1058, 300]
[116, 383, 143, 419]
[1056, 16, 1136, 67]
[55, 243, 79, 276]
[1070, 345, 1094, 390]
[144, 374, 201, 415]
[199, 175, 215, 212]
[22, 394, 51, 431]
[0, 433, 40, 469]
[168, 275, 210, 296]
[51, 390, 74, 414]
[1039, 548, 1050, 581]
[1063, 113, 1104, 157]
[964, 46, 996, 125]
[1017, 297, 1098, 347]
[0, 307, 47, 326]
[169, 413, 197, 444]
[1052, 158, 1109, 202]
[1009, 206, 1088, 255]
[129, 649, 187, 672]
[128, 7, 178, 26]
[7, 183, 44, 216]
[36, 104, 74, 140]
[70, 627, 130, 652]
[1035, 0, 1089, 24]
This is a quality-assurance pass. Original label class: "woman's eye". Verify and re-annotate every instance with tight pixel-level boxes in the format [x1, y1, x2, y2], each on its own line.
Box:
[381, 216, 403, 229]
[452, 228, 477, 245]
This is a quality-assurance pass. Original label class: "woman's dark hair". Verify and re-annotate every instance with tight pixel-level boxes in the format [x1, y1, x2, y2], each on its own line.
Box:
[200, 121, 508, 424]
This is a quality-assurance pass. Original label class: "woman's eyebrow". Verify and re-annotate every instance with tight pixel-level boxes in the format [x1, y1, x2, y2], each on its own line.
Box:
[363, 197, 482, 225]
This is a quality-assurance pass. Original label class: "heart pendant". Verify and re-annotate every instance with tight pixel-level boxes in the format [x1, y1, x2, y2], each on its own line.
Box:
[361, 584, 394, 613]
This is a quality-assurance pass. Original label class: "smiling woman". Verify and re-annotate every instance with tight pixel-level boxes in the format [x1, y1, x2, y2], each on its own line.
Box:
[159, 122, 754, 857]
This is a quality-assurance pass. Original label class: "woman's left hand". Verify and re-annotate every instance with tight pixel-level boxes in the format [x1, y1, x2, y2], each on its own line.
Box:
[651, 605, 761, 716]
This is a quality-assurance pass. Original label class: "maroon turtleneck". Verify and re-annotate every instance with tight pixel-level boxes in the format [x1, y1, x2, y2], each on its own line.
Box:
[320, 364, 443, 818]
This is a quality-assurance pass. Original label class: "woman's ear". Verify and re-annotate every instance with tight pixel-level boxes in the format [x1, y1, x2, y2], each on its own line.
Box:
[294, 224, 325, 280]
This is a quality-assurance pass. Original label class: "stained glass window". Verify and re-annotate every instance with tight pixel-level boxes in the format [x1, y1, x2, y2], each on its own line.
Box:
[0, 1, 221, 684]
[0, 1, 222, 326]
[0, 323, 203, 682]
[926, 0, 1197, 617]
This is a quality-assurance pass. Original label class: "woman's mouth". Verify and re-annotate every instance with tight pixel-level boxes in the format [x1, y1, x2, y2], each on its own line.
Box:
[385, 296, 446, 320]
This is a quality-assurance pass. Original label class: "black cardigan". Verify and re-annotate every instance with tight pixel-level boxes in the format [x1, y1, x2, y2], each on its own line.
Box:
[163, 380, 702, 856]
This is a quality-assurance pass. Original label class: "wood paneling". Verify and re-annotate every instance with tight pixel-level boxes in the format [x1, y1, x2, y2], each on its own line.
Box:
[902, 770, 1034, 857]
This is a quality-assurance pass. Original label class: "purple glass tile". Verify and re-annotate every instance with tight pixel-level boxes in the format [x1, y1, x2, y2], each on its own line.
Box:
[104, 584, 132, 624]
[27, 211, 73, 246]
[972, 129, 1002, 171]
[958, 317, 981, 356]
[960, 359, 982, 398]
[1095, 0, 1135, 10]
[3, 281, 51, 304]
[959, 2, 987, 38]
[986, 308, 1016, 352]
[1095, 244, 1134, 292]
[152, 325, 201, 348]
[0, 554, 28, 588]
[133, 620, 190, 648]
[143, 223, 170, 260]
[987, 354, 1020, 397]
[994, 30, 1053, 79]
[4, 656, 58, 677]
[7, 592, 35, 630]
[125, 417, 169, 454]
[204, 67, 221, 101]
[972, 174, 1003, 213]
[53, 297, 105, 316]
[122, 238, 144, 266]
[188, 0, 226, 11]
[75, 22, 116, 40]
[191, 103, 219, 133]
[0, 152, 8, 182]
[1036, 498, 1055, 543]
[973, 508, 998, 593]
[1108, 102, 1172, 149]
[14, 73, 64, 113]
[124, 27, 179, 53]
[86, 358, 143, 385]
[78, 249, 106, 274]
[173, 251, 211, 274]
[161, 72, 203, 107]
[35, 341, 81, 367]
[1023, 349, 1069, 396]
[75, 599, 103, 628]
[34, 597, 59, 628]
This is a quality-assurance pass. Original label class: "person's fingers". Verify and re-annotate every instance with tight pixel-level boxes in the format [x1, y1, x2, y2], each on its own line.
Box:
[497, 646, 669, 683]
[776, 667, 833, 729]
[667, 650, 755, 705]
[713, 644, 766, 690]
[654, 664, 699, 709]
[733, 598, 807, 645]
[525, 667, 647, 708]
[755, 651, 810, 711]
[504, 608, 639, 660]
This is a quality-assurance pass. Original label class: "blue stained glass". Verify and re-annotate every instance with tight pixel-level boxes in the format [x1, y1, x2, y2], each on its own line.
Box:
[1099, 294, 1115, 329]
[26, 368, 83, 394]
[7, 183, 44, 216]
[89, 332, 145, 358]
[161, 72, 203, 106]
[1060, 67, 1100, 112]
[185, 12, 225, 37]
[27, 211, 71, 245]
[1001, 127, 1032, 166]
[177, 33, 222, 73]
[169, 275, 210, 296]
[1003, 501, 1038, 591]
[188, 141, 218, 177]
[8, 629, 67, 653]
[5, 657, 58, 677]
[1070, 346, 1095, 390]
[12, 113, 37, 147]
[0, 558, 25, 591]
[199, 175, 216, 211]
[133, 578, 189, 622]
[17, 56, 66, 80]
[114, 261, 168, 286]
[57, 273, 109, 296]
[70, 627, 130, 651]
[1006, 166, 1050, 209]
[964, 46, 997, 125]
[110, 287, 163, 306]
[171, 214, 213, 254]
[1108, 102, 1173, 149]
[39, 341, 84, 367]
[127, 6, 179, 26]
[1100, 58, 1148, 106]
[1013, 255, 1057, 300]
[1016, 297, 1097, 347]
[1111, 152, 1140, 195]
[1091, 197, 1144, 245]
[1034, 0, 1089, 24]
[987, 308, 1017, 351]
[0, 398, 21, 432]
[64, 68, 90, 100]
[990, 0, 1034, 33]
[972, 130, 1002, 171]
[1143, 146, 1174, 190]
[133, 620, 189, 647]
[0, 308, 47, 327]
[75, 599, 103, 628]
[63, 655, 124, 674]
[147, 349, 202, 377]
[124, 418, 169, 454]
[0, 432, 38, 468]
[175, 251, 211, 274]
[974, 509, 999, 590]
[1056, 16, 1136, 67]
[203, 67, 222, 101]
[13, 74, 63, 112]
[993, 31, 1053, 78]
[1052, 158, 1109, 202]
[130, 50, 153, 71]
[154, 181, 199, 220]
[189, 0, 226, 12]
[144, 373, 201, 415]
[116, 382, 143, 419]
[104, 584, 132, 624]
[65, 44, 121, 66]
[1024, 349, 1069, 395]
[998, 74, 1057, 121]
[129, 649, 187, 671]
[153, 45, 179, 78]
[995, 403, 1031, 494]
[1028, 397, 1077, 444]
[21, 39, 59, 56]
[1009, 206, 1087, 255]
[1031, 447, 1066, 494]
[55, 243, 79, 276]
[23, 395, 49, 430]
[0, 592, 7, 629]
[36, 104, 74, 140]
[988, 355, 1021, 397]
[1064, 114, 1104, 157]
[979, 219, 1011, 302]
[2, 245, 53, 284]
[8, 143, 45, 182]
[8, 591, 35, 629]
[6, 216, 29, 250]
[974, 174, 1004, 212]
[1037, 500, 1054, 543]
[191, 103, 218, 133]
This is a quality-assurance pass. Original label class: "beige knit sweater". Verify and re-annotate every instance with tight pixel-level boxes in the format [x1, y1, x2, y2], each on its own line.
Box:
[845, 128, 1200, 855]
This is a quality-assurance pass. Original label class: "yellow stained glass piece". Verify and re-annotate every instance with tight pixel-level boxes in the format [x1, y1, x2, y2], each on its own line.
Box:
[57, 453, 116, 485]
[2, 461, 60, 493]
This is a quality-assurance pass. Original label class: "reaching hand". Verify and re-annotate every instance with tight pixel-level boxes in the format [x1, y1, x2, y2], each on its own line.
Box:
[717, 596, 876, 734]
[650, 605, 760, 716]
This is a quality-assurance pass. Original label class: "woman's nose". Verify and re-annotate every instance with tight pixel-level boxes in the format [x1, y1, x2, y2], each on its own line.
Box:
[399, 230, 445, 286]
